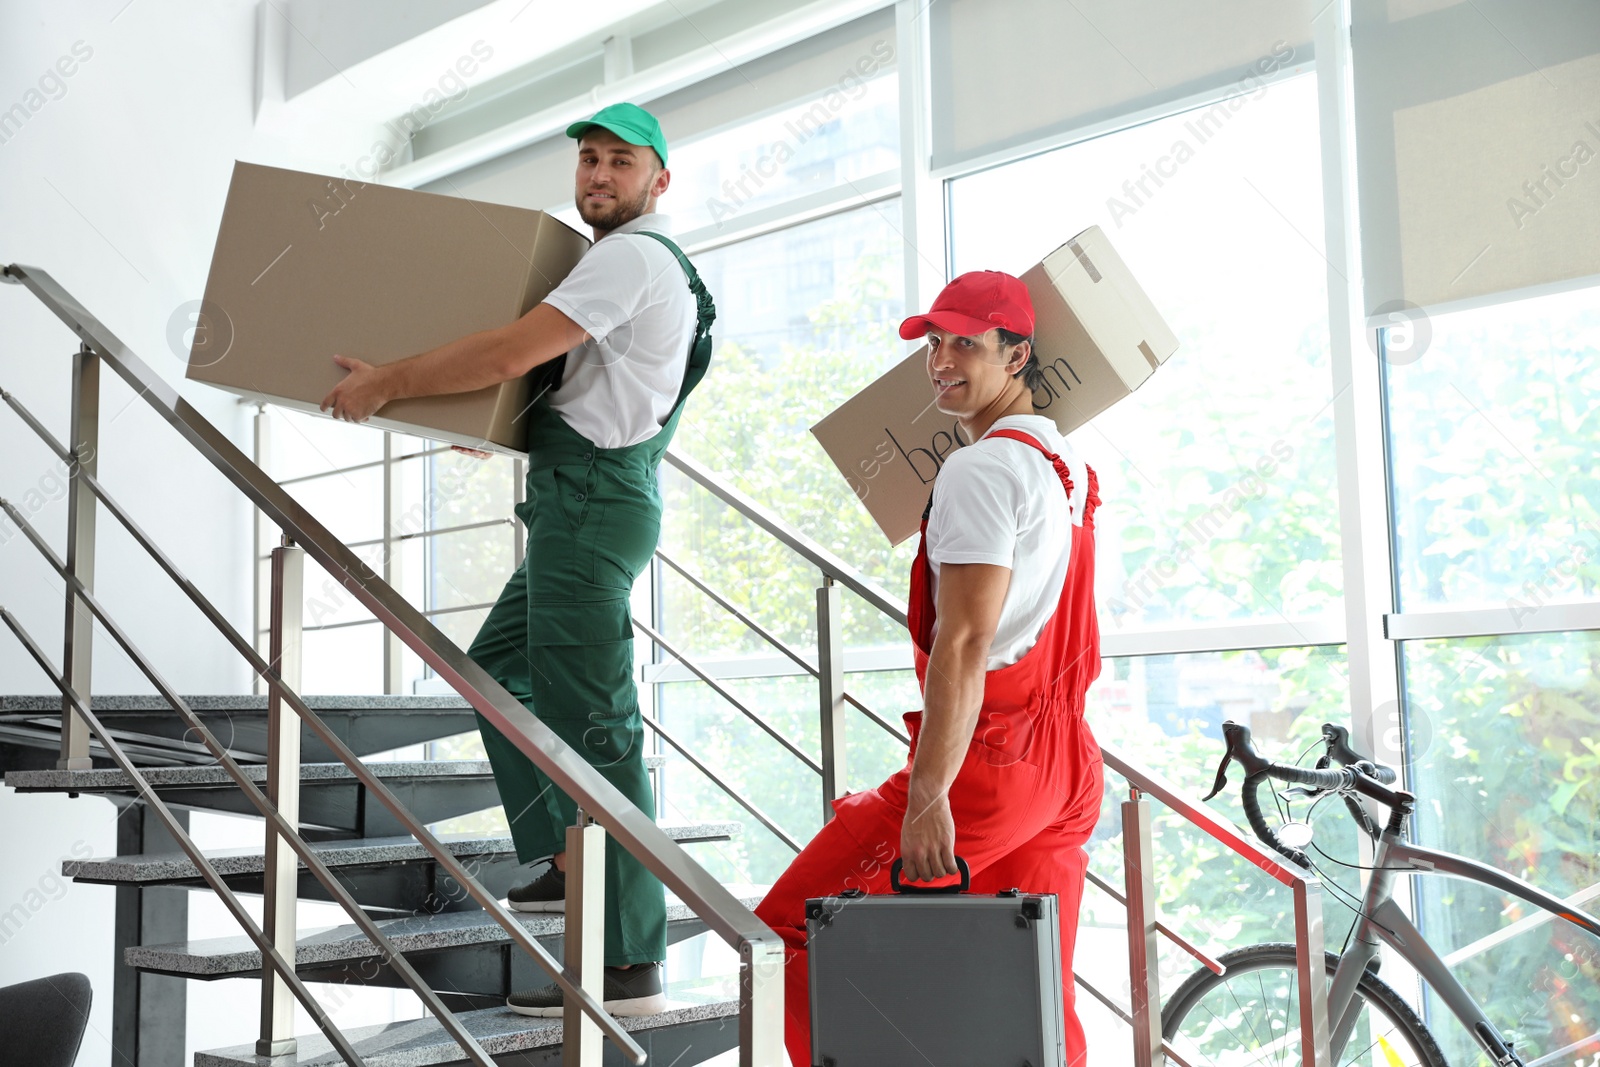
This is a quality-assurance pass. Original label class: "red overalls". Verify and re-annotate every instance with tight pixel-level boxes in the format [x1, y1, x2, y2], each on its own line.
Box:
[754, 429, 1105, 1067]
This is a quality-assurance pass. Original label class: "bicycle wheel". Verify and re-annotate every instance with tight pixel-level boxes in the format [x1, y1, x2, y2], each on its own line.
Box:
[1161, 943, 1449, 1067]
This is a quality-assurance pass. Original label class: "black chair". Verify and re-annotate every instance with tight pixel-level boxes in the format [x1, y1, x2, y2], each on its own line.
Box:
[0, 972, 93, 1067]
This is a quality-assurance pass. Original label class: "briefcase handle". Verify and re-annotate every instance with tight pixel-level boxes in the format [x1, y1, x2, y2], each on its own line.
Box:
[889, 856, 971, 894]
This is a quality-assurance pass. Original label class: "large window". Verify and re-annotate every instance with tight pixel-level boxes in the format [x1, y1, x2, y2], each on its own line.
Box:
[1404, 630, 1600, 1065]
[1386, 285, 1600, 611]
[949, 72, 1342, 634]
[1385, 284, 1600, 1064]
[664, 70, 899, 234]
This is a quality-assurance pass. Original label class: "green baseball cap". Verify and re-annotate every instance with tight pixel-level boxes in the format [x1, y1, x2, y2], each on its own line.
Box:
[566, 102, 668, 166]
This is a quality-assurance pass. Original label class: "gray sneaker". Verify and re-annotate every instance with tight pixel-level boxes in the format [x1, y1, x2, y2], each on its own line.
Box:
[507, 962, 667, 1018]
[506, 866, 565, 913]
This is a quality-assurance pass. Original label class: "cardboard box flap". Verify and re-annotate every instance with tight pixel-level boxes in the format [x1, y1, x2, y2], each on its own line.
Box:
[1038, 227, 1178, 391]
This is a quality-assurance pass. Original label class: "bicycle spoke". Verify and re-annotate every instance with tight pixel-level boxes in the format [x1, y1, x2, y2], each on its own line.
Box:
[1221, 969, 1272, 1055]
[1258, 970, 1287, 1067]
[1166, 950, 1436, 1067]
[1191, 999, 1278, 1067]
[1342, 1032, 1384, 1067]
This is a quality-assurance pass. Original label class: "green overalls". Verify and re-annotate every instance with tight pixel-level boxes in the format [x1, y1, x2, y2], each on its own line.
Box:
[468, 230, 714, 966]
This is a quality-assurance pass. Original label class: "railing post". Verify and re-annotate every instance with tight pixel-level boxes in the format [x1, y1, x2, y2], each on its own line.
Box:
[381, 433, 404, 695]
[59, 342, 98, 769]
[1123, 788, 1163, 1067]
[1294, 879, 1332, 1067]
[740, 937, 786, 1067]
[258, 538, 303, 1057]
[816, 576, 846, 822]
[252, 403, 271, 695]
[563, 810, 606, 1067]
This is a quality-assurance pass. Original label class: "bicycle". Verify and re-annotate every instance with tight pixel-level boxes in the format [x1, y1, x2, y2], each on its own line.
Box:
[1159, 719, 1600, 1067]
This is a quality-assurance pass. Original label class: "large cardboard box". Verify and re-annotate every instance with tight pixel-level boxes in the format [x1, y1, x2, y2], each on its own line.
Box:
[185, 161, 589, 454]
[811, 226, 1179, 544]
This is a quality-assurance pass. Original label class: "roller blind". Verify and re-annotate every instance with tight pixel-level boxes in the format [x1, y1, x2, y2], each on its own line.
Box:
[426, 8, 896, 212]
[1353, 0, 1600, 315]
[929, 0, 1315, 172]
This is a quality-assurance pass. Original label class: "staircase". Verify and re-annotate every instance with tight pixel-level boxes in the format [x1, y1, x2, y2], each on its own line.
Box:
[2, 696, 746, 1065]
[2, 260, 1336, 1067]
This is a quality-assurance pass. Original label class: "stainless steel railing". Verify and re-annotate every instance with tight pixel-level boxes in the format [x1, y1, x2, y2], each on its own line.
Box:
[655, 438, 1333, 1067]
[1, 261, 785, 1067]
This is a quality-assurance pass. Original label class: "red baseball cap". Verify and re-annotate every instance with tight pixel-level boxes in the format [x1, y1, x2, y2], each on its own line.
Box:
[898, 270, 1035, 341]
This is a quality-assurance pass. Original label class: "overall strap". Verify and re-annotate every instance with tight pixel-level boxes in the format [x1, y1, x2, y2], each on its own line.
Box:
[636, 229, 716, 408]
[987, 429, 1074, 498]
[636, 231, 715, 336]
[527, 229, 717, 408]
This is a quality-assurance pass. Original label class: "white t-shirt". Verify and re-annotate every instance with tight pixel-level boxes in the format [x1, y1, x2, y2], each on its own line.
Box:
[924, 414, 1087, 670]
[542, 213, 697, 448]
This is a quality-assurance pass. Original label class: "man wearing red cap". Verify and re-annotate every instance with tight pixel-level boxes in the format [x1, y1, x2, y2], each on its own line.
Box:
[754, 271, 1104, 1065]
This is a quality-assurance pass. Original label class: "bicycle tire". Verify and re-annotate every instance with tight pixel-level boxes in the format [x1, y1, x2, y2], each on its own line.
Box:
[1161, 943, 1449, 1067]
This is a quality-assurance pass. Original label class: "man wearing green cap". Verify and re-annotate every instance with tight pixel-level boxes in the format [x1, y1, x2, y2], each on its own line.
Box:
[321, 102, 713, 1017]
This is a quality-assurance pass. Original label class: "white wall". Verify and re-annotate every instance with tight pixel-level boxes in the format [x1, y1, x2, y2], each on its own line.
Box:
[0, 3, 439, 1062]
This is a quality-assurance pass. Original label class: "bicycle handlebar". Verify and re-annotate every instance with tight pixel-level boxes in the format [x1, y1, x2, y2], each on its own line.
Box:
[1319, 723, 1398, 785]
[1201, 720, 1408, 868]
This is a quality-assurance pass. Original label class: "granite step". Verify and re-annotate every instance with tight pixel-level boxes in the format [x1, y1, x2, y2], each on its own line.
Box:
[195, 1000, 740, 1067]
[64, 821, 740, 914]
[6, 755, 665, 794]
[5, 758, 656, 840]
[130, 891, 764, 983]
[65, 822, 735, 886]
[0, 694, 481, 766]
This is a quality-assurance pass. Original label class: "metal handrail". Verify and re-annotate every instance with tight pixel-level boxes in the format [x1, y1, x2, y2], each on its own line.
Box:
[655, 548, 818, 676]
[1, 610, 377, 1065]
[0, 389, 639, 1064]
[1100, 744, 1320, 888]
[641, 712, 803, 853]
[653, 548, 911, 744]
[276, 445, 453, 486]
[0, 533, 506, 1066]
[663, 446, 908, 624]
[340, 516, 514, 551]
[1083, 869, 1225, 976]
[632, 616, 823, 776]
[3, 261, 785, 1066]
[300, 599, 498, 633]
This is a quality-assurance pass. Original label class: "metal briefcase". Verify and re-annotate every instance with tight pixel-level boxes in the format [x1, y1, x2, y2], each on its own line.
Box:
[807, 858, 1066, 1067]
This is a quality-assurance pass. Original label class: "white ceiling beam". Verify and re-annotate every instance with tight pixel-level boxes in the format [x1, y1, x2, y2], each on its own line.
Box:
[379, 0, 894, 189]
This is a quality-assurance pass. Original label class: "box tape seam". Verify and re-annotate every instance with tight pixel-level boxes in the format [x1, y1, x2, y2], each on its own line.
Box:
[1067, 240, 1101, 284]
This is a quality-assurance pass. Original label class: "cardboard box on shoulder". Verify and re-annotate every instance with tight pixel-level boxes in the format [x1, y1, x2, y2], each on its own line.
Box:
[185, 161, 589, 455]
[811, 225, 1179, 544]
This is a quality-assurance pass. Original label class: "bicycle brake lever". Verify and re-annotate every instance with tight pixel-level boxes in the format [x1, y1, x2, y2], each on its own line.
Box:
[1205, 721, 1274, 801]
[1279, 786, 1324, 801]
[1201, 750, 1233, 802]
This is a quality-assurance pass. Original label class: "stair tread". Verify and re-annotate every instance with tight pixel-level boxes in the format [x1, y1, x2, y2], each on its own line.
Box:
[0, 694, 473, 713]
[131, 891, 763, 975]
[67, 823, 742, 884]
[6, 753, 666, 791]
[193, 1000, 739, 1067]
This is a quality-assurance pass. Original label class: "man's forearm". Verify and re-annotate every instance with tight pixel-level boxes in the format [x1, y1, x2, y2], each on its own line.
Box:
[383, 327, 527, 400]
[906, 634, 989, 809]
